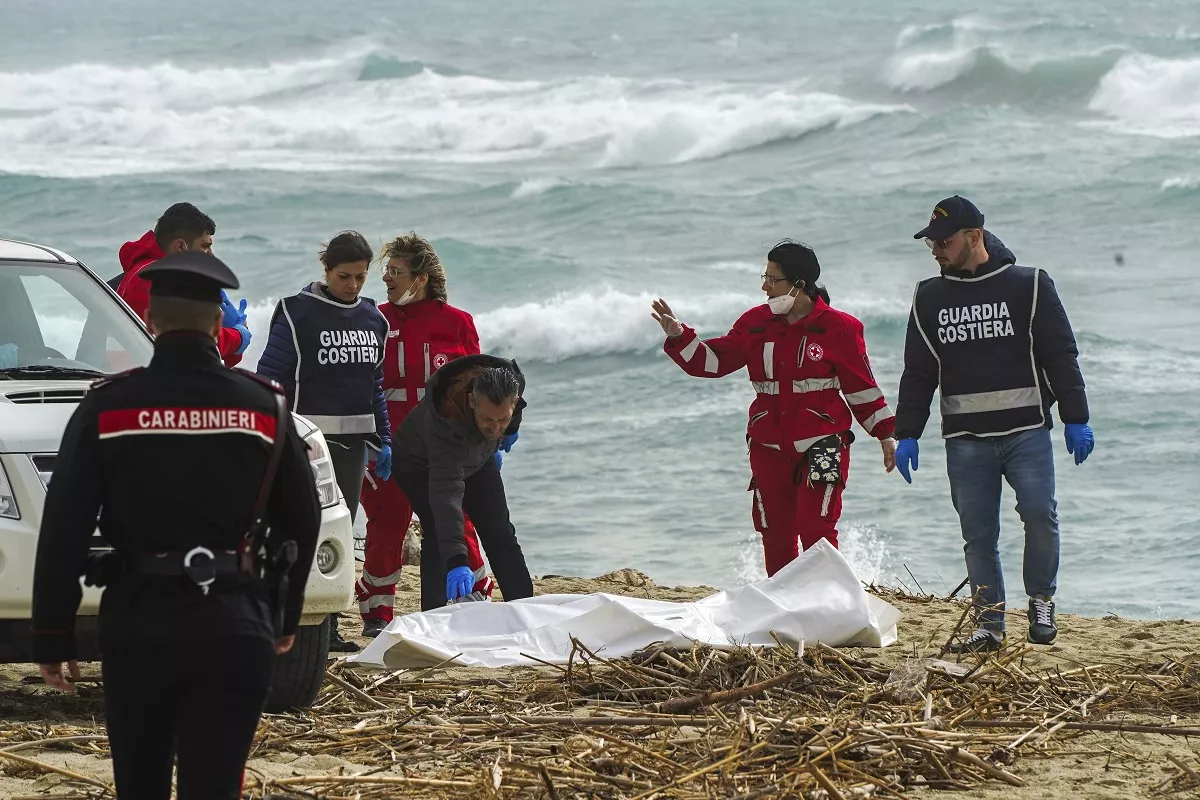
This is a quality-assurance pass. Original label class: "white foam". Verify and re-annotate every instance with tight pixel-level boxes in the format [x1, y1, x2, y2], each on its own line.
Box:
[1161, 175, 1200, 191]
[733, 524, 888, 588]
[511, 177, 572, 199]
[1089, 54, 1200, 137]
[475, 287, 759, 362]
[0, 51, 911, 177]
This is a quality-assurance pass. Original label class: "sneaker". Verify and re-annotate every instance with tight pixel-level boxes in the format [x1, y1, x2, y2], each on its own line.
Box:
[361, 618, 389, 639]
[949, 628, 1005, 654]
[1028, 595, 1058, 644]
[328, 619, 360, 653]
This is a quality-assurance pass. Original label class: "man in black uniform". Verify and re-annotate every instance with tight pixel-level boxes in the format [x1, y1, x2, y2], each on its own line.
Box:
[30, 251, 321, 800]
[894, 196, 1094, 653]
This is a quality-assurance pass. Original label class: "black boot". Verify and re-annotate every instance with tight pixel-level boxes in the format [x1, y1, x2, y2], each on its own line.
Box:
[328, 615, 360, 653]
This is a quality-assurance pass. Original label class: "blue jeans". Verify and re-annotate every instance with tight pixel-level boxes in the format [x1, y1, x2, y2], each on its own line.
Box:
[946, 427, 1059, 632]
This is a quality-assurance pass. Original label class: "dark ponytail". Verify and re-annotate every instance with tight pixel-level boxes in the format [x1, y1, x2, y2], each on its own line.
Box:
[767, 239, 830, 304]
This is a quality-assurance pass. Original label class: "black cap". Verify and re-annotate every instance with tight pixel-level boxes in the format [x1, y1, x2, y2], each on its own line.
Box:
[914, 195, 985, 240]
[139, 251, 239, 303]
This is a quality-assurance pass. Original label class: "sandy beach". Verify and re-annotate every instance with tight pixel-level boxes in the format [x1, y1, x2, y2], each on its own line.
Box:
[2, 564, 1198, 799]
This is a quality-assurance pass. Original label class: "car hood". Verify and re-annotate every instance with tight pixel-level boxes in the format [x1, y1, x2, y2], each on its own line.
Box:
[0, 380, 91, 453]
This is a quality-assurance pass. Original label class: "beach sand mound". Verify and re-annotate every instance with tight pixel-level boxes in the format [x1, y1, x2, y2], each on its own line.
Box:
[1, 568, 1198, 799]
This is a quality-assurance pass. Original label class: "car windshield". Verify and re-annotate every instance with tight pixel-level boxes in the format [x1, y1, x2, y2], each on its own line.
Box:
[0, 261, 154, 376]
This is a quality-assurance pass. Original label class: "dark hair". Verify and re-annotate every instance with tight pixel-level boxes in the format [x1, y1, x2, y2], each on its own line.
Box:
[472, 367, 521, 406]
[766, 239, 831, 304]
[154, 203, 215, 250]
[380, 232, 448, 302]
[147, 294, 220, 334]
[320, 230, 373, 271]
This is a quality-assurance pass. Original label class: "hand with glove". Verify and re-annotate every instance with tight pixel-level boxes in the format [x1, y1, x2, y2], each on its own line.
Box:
[232, 324, 252, 355]
[375, 444, 392, 481]
[500, 431, 519, 453]
[445, 565, 474, 602]
[1064, 423, 1094, 466]
[650, 298, 685, 338]
[895, 439, 919, 484]
[0, 343, 17, 370]
[220, 291, 249, 329]
[493, 449, 504, 471]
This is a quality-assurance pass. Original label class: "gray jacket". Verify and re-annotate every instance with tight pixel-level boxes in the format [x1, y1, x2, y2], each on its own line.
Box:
[393, 354, 525, 568]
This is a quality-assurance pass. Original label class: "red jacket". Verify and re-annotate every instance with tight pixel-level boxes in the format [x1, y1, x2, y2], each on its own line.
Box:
[379, 298, 480, 435]
[665, 298, 895, 453]
[117, 231, 245, 367]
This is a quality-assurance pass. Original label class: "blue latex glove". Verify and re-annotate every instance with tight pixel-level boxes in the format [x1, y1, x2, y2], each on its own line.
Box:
[493, 449, 503, 470]
[1064, 423, 1094, 466]
[446, 566, 474, 602]
[375, 444, 392, 481]
[896, 439, 919, 484]
[220, 292, 248, 329]
[232, 323, 252, 355]
[0, 343, 16, 369]
[500, 431, 519, 453]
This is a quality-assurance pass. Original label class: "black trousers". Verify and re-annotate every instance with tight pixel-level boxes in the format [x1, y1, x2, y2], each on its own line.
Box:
[101, 636, 275, 800]
[396, 459, 534, 610]
[328, 438, 367, 522]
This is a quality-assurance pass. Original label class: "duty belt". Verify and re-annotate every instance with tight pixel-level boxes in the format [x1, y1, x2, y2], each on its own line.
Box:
[133, 546, 252, 596]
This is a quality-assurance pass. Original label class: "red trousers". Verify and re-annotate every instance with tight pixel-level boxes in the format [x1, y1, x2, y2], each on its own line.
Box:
[748, 440, 850, 577]
[357, 464, 492, 622]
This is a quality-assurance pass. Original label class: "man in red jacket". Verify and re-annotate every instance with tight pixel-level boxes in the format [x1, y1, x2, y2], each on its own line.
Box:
[118, 203, 251, 367]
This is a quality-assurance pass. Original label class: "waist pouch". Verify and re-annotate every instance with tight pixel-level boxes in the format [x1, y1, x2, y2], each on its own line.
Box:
[795, 432, 853, 486]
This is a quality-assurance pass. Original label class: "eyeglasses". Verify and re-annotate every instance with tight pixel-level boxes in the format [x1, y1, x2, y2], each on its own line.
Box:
[924, 231, 966, 250]
[385, 266, 413, 278]
[761, 274, 789, 286]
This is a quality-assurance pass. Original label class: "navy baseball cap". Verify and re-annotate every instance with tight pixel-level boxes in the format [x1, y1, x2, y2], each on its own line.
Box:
[914, 196, 985, 240]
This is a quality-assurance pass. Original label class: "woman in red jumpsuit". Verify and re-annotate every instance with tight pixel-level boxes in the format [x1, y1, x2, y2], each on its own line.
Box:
[356, 233, 494, 637]
[652, 240, 898, 576]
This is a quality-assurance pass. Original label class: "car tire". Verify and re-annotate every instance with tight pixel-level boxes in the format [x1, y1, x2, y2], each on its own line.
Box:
[264, 616, 331, 713]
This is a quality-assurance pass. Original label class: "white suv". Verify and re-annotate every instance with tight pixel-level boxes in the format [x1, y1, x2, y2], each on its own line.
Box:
[0, 238, 354, 711]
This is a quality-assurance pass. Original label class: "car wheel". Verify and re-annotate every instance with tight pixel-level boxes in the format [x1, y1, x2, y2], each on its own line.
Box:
[264, 616, 331, 713]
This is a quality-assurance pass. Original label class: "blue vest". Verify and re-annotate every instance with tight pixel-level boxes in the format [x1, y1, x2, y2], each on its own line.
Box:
[276, 283, 387, 437]
[911, 264, 1046, 438]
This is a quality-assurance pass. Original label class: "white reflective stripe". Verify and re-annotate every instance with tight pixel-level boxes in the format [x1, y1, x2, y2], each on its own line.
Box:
[843, 387, 883, 405]
[793, 435, 827, 453]
[863, 406, 894, 433]
[358, 594, 395, 611]
[679, 337, 700, 362]
[362, 568, 403, 587]
[762, 342, 774, 379]
[754, 489, 767, 529]
[423, 343, 431, 382]
[304, 413, 377, 434]
[473, 565, 489, 582]
[384, 388, 407, 402]
[416, 388, 425, 400]
[751, 380, 779, 395]
[820, 484, 834, 518]
[793, 377, 840, 393]
[942, 387, 1041, 416]
[397, 340, 405, 378]
[762, 442, 782, 450]
[364, 470, 377, 490]
[700, 342, 718, 374]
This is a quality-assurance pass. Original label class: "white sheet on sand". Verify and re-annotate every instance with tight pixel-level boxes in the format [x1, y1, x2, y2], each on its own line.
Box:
[348, 539, 901, 670]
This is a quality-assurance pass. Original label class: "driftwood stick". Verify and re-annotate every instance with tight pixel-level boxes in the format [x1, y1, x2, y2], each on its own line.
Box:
[0, 735, 109, 753]
[324, 671, 388, 710]
[957, 720, 1200, 737]
[0, 749, 115, 793]
[659, 667, 806, 714]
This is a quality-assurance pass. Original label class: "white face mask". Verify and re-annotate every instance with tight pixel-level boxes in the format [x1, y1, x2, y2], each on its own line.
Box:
[767, 287, 798, 315]
[391, 282, 420, 306]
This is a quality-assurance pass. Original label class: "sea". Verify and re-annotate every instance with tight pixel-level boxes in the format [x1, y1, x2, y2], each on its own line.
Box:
[2, 0, 1198, 621]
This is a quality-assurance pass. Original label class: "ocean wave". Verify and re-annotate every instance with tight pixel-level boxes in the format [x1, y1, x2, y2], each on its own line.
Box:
[1161, 175, 1200, 191]
[239, 287, 910, 368]
[1088, 54, 1200, 138]
[511, 177, 573, 199]
[885, 43, 1126, 98]
[0, 49, 911, 177]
